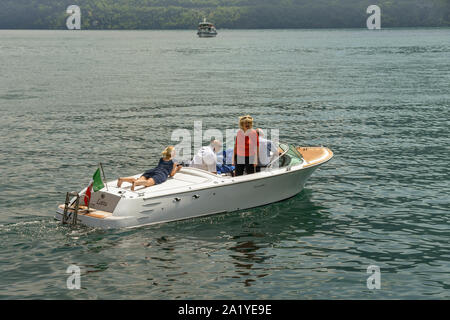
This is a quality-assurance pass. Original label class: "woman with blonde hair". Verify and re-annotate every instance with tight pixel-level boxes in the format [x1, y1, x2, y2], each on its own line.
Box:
[117, 146, 182, 191]
[233, 115, 259, 176]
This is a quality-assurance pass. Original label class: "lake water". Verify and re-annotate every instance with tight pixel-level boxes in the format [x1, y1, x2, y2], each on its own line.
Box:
[0, 29, 449, 299]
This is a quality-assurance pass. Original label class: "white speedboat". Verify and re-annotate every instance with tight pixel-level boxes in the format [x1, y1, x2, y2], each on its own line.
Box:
[197, 18, 217, 37]
[56, 144, 333, 229]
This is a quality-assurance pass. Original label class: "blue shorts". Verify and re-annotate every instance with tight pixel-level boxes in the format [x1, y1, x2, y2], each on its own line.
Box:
[142, 169, 167, 185]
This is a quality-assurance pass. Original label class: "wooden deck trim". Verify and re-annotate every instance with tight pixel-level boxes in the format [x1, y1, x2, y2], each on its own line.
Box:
[296, 146, 333, 167]
[58, 204, 113, 219]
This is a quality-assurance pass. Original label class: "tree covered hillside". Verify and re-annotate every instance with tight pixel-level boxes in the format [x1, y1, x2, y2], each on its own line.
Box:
[0, 0, 449, 29]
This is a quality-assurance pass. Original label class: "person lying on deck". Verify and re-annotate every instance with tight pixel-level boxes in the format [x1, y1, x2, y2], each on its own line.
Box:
[117, 146, 182, 191]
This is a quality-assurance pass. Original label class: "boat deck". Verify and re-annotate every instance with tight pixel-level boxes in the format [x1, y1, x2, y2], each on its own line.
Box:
[113, 167, 217, 194]
[57, 204, 112, 219]
[297, 147, 333, 167]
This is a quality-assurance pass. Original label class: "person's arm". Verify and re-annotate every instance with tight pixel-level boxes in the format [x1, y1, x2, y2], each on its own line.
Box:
[254, 131, 259, 166]
[269, 141, 277, 156]
[204, 153, 217, 174]
[170, 163, 182, 177]
[232, 137, 237, 166]
[208, 162, 217, 174]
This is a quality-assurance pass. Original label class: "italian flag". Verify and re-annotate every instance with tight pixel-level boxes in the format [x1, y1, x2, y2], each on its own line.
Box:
[83, 168, 105, 206]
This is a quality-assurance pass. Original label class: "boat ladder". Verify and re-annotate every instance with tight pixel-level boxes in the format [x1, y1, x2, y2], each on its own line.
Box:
[62, 192, 80, 225]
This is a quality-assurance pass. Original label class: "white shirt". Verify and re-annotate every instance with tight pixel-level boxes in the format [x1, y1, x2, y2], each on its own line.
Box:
[191, 145, 217, 172]
[258, 138, 276, 166]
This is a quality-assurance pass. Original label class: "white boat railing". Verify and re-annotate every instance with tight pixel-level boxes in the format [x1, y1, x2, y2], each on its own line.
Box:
[266, 143, 290, 169]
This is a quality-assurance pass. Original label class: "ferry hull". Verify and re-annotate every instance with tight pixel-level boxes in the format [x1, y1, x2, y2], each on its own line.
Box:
[197, 32, 217, 38]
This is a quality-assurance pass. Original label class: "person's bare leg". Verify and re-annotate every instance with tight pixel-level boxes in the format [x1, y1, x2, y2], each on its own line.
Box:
[132, 178, 155, 191]
[117, 177, 137, 188]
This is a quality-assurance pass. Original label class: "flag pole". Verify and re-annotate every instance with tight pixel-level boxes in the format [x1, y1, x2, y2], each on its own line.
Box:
[87, 190, 90, 212]
[99, 162, 109, 191]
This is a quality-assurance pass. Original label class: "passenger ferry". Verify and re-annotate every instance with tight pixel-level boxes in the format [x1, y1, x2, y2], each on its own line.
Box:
[197, 18, 217, 37]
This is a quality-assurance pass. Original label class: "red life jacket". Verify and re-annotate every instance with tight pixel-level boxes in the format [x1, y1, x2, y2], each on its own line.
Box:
[235, 129, 259, 157]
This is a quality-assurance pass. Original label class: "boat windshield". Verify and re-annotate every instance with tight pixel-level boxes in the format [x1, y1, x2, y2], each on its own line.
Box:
[270, 143, 304, 168]
[286, 144, 303, 166]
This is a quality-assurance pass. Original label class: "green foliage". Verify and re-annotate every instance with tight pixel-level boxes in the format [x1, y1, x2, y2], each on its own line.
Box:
[0, 0, 449, 29]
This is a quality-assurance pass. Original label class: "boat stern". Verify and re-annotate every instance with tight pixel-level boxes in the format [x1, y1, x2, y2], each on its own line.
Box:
[55, 190, 133, 229]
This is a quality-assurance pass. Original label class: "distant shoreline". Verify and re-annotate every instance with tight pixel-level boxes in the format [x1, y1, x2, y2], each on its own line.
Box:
[1, 27, 449, 31]
[1, 0, 449, 30]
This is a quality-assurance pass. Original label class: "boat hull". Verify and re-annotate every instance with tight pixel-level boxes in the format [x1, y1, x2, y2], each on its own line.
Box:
[56, 166, 318, 229]
[197, 32, 217, 38]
